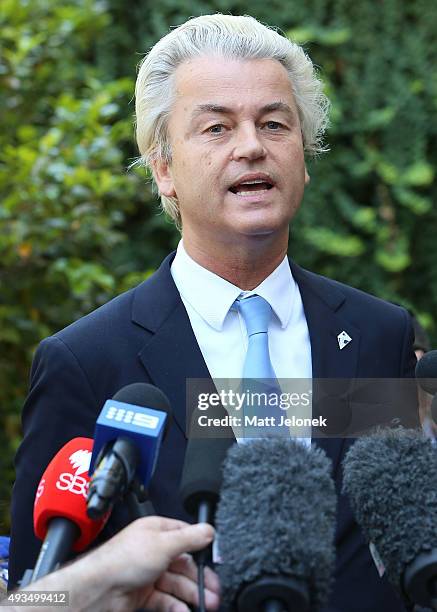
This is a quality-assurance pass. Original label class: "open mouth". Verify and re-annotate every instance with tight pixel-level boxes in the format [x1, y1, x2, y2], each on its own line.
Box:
[229, 178, 274, 196]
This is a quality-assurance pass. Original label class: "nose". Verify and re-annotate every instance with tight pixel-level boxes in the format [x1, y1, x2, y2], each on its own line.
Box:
[230, 124, 266, 161]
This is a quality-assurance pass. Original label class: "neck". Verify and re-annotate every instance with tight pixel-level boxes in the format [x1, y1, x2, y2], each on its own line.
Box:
[182, 232, 289, 290]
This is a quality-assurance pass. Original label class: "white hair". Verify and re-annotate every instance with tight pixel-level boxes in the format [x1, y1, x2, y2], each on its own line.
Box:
[134, 14, 330, 225]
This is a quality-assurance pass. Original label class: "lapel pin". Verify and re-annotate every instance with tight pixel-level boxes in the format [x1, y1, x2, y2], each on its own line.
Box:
[337, 331, 352, 350]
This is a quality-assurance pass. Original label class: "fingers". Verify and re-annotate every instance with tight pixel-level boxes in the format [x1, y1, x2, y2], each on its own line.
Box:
[165, 555, 220, 603]
[144, 590, 191, 612]
[204, 565, 221, 595]
[127, 517, 214, 548]
[161, 523, 215, 558]
[166, 553, 198, 582]
[155, 568, 220, 610]
[167, 554, 221, 596]
[131, 516, 191, 533]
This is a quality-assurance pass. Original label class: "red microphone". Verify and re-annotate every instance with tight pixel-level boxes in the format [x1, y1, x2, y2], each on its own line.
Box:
[32, 438, 109, 582]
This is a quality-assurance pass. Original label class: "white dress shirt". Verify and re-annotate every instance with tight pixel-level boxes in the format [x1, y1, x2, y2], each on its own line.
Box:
[171, 240, 312, 443]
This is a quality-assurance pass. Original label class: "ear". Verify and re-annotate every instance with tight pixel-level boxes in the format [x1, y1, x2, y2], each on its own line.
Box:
[304, 166, 310, 185]
[151, 158, 177, 198]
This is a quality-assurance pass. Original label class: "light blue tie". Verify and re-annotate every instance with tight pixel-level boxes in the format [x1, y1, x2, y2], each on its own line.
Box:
[236, 295, 277, 381]
[236, 295, 286, 438]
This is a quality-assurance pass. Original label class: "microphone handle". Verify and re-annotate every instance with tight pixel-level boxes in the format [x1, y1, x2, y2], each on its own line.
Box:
[195, 500, 213, 612]
[87, 437, 139, 519]
[195, 500, 213, 567]
[32, 517, 79, 582]
[197, 499, 212, 525]
[125, 489, 147, 520]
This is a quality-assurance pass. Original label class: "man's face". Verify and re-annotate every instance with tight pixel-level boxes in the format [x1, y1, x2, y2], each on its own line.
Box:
[153, 56, 309, 246]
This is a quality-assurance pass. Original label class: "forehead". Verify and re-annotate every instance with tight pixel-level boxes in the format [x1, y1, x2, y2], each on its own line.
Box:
[172, 55, 297, 115]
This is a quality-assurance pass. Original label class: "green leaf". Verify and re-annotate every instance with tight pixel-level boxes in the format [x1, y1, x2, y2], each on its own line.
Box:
[394, 187, 432, 214]
[401, 162, 434, 187]
[375, 236, 411, 272]
[287, 26, 351, 46]
[376, 162, 399, 184]
[366, 107, 396, 129]
[303, 228, 365, 256]
[375, 250, 411, 272]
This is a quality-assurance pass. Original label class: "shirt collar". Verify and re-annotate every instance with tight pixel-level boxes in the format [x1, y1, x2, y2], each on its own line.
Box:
[240, 256, 295, 329]
[171, 240, 296, 330]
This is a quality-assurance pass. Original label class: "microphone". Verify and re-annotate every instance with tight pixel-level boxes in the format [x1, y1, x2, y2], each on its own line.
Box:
[180, 436, 235, 524]
[216, 438, 337, 612]
[32, 437, 109, 582]
[342, 428, 437, 610]
[179, 435, 235, 612]
[87, 383, 172, 519]
[416, 350, 437, 396]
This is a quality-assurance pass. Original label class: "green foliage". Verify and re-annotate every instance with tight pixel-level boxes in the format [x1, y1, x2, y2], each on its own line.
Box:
[1, 0, 437, 530]
[288, 0, 437, 318]
[0, 0, 175, 530]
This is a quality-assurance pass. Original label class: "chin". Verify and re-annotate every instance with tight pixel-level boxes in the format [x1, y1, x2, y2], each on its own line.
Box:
[235, 212, 290, 236]
[233, 222, 285, 239]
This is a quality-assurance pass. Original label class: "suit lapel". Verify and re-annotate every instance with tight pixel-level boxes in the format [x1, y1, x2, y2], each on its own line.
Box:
[131, 253, 230, 438]
[291, 264, 360, 379]
[130, 253, 209, 436]
[291, 261, 361, 474]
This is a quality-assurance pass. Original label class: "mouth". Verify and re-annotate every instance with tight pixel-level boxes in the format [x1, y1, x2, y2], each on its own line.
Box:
[228, 174, 275, 197]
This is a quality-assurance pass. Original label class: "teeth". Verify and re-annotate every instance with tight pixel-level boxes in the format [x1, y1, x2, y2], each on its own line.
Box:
[239, 179, 266, 185]
[236, 189, 269, 196]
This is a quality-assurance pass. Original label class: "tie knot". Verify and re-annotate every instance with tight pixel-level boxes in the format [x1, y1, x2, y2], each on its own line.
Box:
[236, 295, 272, 336]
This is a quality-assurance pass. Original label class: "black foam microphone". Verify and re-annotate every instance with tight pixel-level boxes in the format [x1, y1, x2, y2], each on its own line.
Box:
[343, 428, 437, 611]
[216, 438, 336, 612]
[180, 436, 235, 523]
[180, 435, 235, 611]
[416, 350, 437, 396]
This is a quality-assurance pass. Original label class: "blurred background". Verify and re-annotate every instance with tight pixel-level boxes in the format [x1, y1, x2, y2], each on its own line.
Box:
[1, 0, 436, 530]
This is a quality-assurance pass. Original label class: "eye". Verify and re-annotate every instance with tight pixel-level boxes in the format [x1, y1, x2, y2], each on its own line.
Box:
[207, 124, 225, 134]
[265, 121, 283, 130]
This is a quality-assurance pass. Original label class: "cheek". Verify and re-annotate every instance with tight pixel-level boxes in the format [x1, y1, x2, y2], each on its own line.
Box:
[204, 150, 214, 168]
[173, 142, 225, 197]
[198, 157, 222, 187]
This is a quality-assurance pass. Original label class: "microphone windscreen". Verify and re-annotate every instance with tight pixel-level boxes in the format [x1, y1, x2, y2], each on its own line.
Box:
[113, 383, 172, 434]
[89, 383, 172, 483]
[415, 350, 437, 395]
[180, 436, 235, 516]
[342, 428, 437, 592]
[216, 439, 336, 610]
[34, 438, 108, 551]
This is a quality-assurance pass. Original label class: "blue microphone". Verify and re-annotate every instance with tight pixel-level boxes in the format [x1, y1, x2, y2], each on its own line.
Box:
[87, 383, 172, 519]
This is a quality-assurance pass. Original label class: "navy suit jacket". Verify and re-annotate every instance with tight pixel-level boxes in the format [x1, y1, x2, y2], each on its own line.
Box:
[10, 253, 417, 610]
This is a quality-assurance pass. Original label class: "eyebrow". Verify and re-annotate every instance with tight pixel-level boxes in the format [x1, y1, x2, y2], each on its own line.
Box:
[190, 102, 295, 121]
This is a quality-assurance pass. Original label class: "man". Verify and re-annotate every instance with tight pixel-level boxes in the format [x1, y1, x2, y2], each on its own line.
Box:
[11, 14, 417, 610]
[4, 517, 219, 611]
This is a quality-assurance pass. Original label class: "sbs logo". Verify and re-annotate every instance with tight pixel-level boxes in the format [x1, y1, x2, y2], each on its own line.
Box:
[55, 448, 92, 498]
[34, 478, 45, 505]
[56, 473, 89, 497]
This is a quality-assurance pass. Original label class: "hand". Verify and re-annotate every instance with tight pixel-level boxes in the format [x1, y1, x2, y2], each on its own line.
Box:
[70, 516, 220, 612]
